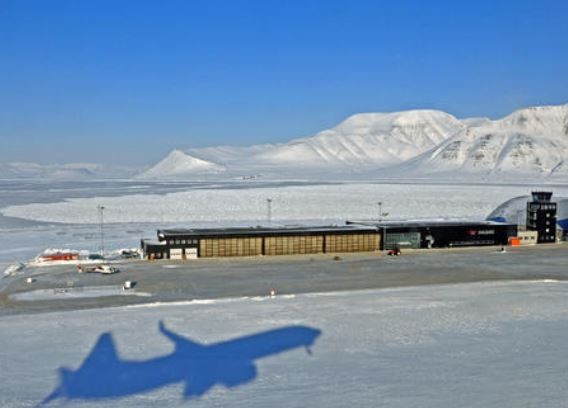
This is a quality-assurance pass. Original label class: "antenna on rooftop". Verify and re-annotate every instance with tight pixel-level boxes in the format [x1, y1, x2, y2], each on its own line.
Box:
[267, 198, 273, 226]
[377, 201, 389, 223]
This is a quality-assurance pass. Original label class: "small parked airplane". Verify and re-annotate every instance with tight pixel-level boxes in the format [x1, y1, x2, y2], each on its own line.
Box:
[76, 264, 119, 274]
[41, 321, 321, 405]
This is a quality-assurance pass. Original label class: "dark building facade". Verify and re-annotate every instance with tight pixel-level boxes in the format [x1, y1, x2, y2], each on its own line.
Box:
[141, 225, 380, 260]
[347, 220, 518, 250]
[526, 191, 557, 243]
[142, 219, 520, 260]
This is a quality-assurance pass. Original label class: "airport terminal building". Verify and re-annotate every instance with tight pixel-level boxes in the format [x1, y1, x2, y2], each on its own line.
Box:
[141, 220, 520, 260]
[139, 191, 561, 260]
[141, 225, 380, 260]
[346, 220, 518, 250]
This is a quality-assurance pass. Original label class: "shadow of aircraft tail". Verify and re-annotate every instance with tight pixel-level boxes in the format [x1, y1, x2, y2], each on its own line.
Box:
[40, 321, 321, 405]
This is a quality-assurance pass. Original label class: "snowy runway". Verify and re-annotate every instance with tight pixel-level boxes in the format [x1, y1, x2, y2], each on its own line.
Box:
[2, 281, 568, 407]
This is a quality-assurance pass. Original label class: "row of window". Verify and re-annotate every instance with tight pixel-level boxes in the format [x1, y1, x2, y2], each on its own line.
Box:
[528, 212, 554, 221]
[529, 204, 556, 211]
[168, 239, 199, 245]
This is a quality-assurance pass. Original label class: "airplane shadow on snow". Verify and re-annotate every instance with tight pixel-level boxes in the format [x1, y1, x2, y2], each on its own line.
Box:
[41, 321, 322, 405]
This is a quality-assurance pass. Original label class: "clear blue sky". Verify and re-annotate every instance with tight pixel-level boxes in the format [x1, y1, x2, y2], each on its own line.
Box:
[1, 0, 567, 165]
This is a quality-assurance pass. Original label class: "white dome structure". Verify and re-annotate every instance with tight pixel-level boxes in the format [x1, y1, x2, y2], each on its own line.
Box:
[487, 195, 568, 232]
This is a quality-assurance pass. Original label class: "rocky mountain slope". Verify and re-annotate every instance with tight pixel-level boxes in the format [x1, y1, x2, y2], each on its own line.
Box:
[394, 105, 568, 179]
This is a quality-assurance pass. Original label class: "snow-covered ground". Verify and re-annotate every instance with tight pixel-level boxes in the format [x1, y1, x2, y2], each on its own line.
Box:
[2, 281, 568, 407]
[1, 180, 568, 269]
[5, 182, 568, 224]
[0, 179, 233, 268]
[2, 180, 568, 407]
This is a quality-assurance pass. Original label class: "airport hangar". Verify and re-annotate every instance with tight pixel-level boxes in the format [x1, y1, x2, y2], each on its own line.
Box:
[141, 225, 380, 260]
[141, 221, 517, 260]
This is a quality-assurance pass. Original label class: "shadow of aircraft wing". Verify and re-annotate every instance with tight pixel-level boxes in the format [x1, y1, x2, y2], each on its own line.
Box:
[180, 325, 321, 397]
[158, 320, 203, 352]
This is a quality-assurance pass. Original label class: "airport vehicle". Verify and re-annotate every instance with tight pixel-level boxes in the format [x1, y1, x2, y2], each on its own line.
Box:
[77, 264, 119, 274]
[387, 248, 401, 256]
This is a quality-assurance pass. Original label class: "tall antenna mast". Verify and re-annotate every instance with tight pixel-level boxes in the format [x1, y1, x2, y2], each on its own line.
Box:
[97, 205, 105, 257]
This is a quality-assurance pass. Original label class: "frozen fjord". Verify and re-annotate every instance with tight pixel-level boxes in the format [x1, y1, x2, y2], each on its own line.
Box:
[7, 181, 568, 225]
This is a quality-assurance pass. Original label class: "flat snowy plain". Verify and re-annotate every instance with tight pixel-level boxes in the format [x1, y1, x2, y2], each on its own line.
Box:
[7, 180, 568, 225]
[2, 179, 568, 407]
[2, 282, 568, 407]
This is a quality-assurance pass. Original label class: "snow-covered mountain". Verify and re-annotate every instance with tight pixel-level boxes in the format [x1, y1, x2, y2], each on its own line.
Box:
[249, 110, 465, 169]
[141, 109, 466, 179]
[11, 104, 566, 181]
[186, 144, 276, 165]
[392, 104, 568, 179]
[0, 162, 140, 179]
[137, 149, 226, 179]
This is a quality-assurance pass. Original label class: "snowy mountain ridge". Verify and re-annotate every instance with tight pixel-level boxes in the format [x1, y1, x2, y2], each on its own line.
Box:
[5, 104, 566, 181]
[0, 162, 140, 180]
[141, 103, 568, 180]
[140, 109, 468, 179]
[394, 104, 568, 179]
[249, 110, 466, 169]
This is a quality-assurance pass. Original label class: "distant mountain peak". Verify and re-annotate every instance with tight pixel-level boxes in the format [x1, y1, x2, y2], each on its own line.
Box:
[137, 149, 226, 179]
[248, 109, 465, 169]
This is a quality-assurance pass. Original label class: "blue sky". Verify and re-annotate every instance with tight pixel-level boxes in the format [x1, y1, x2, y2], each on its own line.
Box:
[1, 0, 567, 165]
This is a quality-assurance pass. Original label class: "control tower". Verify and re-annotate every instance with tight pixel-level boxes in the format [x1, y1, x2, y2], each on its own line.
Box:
[526, 191, 557, 243]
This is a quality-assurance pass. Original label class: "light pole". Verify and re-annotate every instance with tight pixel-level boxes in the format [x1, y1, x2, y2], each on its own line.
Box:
[267, 198, 273, 226]
[378, 202, 382, 223]
[97, 205, 105, 257]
